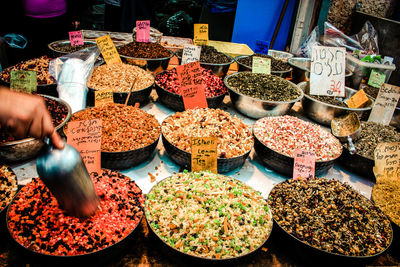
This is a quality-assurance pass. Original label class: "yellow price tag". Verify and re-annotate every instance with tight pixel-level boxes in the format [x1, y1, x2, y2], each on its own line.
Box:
[193, 24, 209, 46]
[191, 137, 217, 173]
[95, 35, 121, 65]
[95, 89, 114, 107]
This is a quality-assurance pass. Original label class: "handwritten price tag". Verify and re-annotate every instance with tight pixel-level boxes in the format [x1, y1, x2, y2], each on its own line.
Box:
[181, 44, 201, 65]
[67, 119, 102, 174]
[293, 150, 316, 180]
[310, 46, 345, 97]
[368, 69, 386, 88]
[254, 40, 269, 55]
[252, 57, 271, 74]
[69, 31, 84, 46]
[368, 83, 400, 125]
[373, 142, 400, 182]
[194, 24, 209, 46]
[346, 89, 369, 109]
[191, 137, 217, 173]
[10, 70, 37, 93]
[136, 20, 150, 42]
[176, 61, 208, 110]
[95, 89, 114, 107]
[95, 35, 121, 65]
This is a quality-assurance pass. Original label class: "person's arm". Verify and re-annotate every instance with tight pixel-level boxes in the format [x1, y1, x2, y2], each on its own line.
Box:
[0, 87, 64, 149]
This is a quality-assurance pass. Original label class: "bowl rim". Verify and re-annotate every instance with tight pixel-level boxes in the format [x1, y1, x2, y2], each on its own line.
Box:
[48, 39, 97, 52]
[298, 81, 374, 111]
[0, 94, 72, 147]
[234, 54, 293, 74]
[175, 48, 235, 66]
[223, 71, 304, 104]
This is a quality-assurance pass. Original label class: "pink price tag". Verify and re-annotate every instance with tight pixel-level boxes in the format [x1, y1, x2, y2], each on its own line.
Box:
[136, 20, 150, 42]
[69, 31, 84, 46]
[293, 149, 316, 180]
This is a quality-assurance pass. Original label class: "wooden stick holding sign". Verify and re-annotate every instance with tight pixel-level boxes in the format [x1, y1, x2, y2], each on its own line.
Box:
[125, 78, 137, 106]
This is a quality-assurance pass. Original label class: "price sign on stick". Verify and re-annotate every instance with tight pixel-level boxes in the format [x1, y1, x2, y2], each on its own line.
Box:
[368, 83, 400, 125]
[136, 20, 150, 42]
[252, 57, 271, 74]
[373, 142, 400, 182]
[67, 119, 102, 174]
[191, 137, 217, 173]
[181, 44, 201, 65]
[10, 70, 37, 93]
[293, 150, 316, 180]
[254, 40, 270, 55]
[95, 89, 114, 107]
[176, 61, 208, 110]
[346, 89, 369, 108]
[193, 24, 209, 46]
[69, 31, 84, 46]
[368, 69, 386, 88]
[310, 46, 345, 97]
[95, 35, 121, 65]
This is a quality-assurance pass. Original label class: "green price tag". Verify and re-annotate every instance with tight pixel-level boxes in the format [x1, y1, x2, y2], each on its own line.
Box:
[252, 57, 271, 74]
[368, 69, 386, 88]
[10, 70, 37, 93]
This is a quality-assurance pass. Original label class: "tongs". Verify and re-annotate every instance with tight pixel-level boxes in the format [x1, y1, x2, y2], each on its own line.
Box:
[331, 112, 361, 155]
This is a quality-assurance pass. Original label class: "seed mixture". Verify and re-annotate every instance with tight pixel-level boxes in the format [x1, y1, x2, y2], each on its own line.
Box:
[155, 67, 226, 97]
[68, 103, 160, 152]
[50, 42, 96, 53]
[372, 178, 400, 226]
[146, 171, 273, 259]
[162, 108, 253, 158]
[117, 41, 171, 59]
[344, 121, 400, 159]
[7, 169, 144, 256]
[176, 45, 233, 64]
[87, 63, 154, 92]
[268, 178, 392, 257]
[307, 93, 348, 107]
[226, 73, 300, 102]
[0, 95, 68, 143]
[236, 53, 291, 72]
[0, 165, 18, 212]
[0, 56, 54, 85]
[253, 116, 342, 161]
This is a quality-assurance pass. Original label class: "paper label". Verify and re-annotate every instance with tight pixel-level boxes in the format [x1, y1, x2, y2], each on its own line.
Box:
[67, 119, 102, 174]
[69, 31, 84, 46]
[252, 57, 271, 74]
[10, 70, 37, 93]
[368, 83, 400, 125]
[254, 40, 269, 55]
[373, 142, 400, 182]
[368, 69, 386, 88]
[293, 150, 316, 180]
[95, 89, 114, 107]
[181, 44, 201, 65]
[95, 35, 121, 65]
[310, 46, 345, 97]
[346, 89, 369, 108]
[176, 61, 208, 110]
[136, 20, 150, 42]
[193, 24, 209, 46]
[191, 137, 217, 173]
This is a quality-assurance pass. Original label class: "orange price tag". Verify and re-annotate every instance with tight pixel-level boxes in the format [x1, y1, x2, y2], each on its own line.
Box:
[346, 89, 369, 108]
[66, 119, 102, 174]
[95, 35, 121, 65]
[95, 89, 114, 107]
[191, 137, 217, 173]
[293, 149, 316, 180]
[176, 61, 208, 110]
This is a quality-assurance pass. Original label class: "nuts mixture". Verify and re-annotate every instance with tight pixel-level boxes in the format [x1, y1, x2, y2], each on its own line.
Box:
[162, 108, 253, 158]
[87, 63, 154, 92]
[0, 165, 18, 212]
[268, 178, 392, 257]
[117, 41, 171, 59]
[68, 103, 160, 152]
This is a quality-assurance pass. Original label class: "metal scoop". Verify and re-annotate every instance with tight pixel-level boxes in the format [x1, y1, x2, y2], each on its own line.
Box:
[36, 137, 99, 217]
[331, 112, 361, 155]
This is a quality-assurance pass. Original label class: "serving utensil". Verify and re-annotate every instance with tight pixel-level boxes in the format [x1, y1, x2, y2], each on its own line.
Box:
[331, 112, 361, 155]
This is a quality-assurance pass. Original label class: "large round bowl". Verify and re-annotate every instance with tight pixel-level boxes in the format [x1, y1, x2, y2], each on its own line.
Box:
[224, 72, 304, 119]
[48, 40, 97, 57]
[0, 165, 18, 229]
[298, 81, 374, 126]
[338, 146, 375, 180]
[154, 70, 226, 112]
[0, 95, 71, 162]
[119, 49, 174, 74]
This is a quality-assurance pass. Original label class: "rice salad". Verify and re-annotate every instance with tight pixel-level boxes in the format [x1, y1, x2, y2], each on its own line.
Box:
[145, 171, 272, 259]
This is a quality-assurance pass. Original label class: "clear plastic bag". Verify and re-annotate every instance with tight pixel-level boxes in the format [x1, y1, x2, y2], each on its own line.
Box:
[2, 33, 27, 49]
[295, 26, 320, 58]
[322, 22, 365, 52]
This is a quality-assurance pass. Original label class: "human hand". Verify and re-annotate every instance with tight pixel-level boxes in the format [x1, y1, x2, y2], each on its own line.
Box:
[0, 88, 64, 149]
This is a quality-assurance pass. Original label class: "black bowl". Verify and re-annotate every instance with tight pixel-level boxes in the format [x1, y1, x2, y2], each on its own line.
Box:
[119, 49, 174, 74]
[338, 146, 375, 180]
[0, 77, 58, 97]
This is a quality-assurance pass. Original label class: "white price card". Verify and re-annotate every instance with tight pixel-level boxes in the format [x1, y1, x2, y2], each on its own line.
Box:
[368, 83, 400, 125]
[181, 44, 201, 65]
[252, 57, 271, 74]
[310, 46, 345, 97]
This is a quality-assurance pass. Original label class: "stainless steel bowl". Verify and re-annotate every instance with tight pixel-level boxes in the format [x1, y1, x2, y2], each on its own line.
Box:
[224, 72, 304, 119]
[48, 40, 97, 57]
[298, 81, 374, 126]
[119, 49, 174, 74]
[0, 95, 72, 162]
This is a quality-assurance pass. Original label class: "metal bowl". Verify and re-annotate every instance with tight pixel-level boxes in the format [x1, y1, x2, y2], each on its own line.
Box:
[0, 95, 72, 163]
[119, 49, 174, 74]
[298, 81, 374, 126]
[224, 72, 304, 119]
[48, 40, 97, 58]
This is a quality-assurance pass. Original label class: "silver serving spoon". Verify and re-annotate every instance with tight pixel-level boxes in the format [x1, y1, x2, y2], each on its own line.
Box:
[36, 137, 99, 217]
[331, 112, 361, 155]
